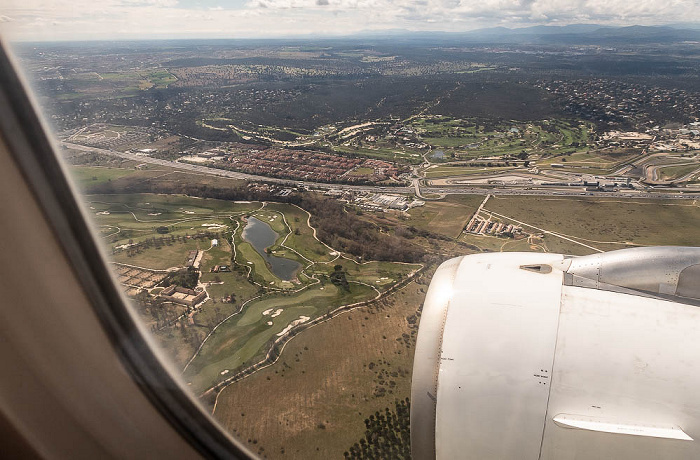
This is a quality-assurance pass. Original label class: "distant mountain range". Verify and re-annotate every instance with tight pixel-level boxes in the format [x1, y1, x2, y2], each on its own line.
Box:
[347, 24, 700, 45]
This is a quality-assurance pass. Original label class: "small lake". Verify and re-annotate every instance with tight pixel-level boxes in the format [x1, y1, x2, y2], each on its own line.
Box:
[242, 216, 301, 281]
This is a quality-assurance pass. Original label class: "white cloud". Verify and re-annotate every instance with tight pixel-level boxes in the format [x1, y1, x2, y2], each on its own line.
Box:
[0, 0, 699, 40]
[121, 0, 179, 6]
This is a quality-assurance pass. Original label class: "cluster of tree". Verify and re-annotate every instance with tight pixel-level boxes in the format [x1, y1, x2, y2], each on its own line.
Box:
[370, 359, 410, 398]
[177, 317, 205, 349]
[65, 150, 124, 167]
[132, 291, 184, 331]
[297, 196, 426, 263]
[164, 267, 200, 290]
[393, 224, 451, 244]
[211, 162, 403, 186]
[431, 80, 565, 121]
[329, 264, 350, 291]
[344, 398, 411, 460]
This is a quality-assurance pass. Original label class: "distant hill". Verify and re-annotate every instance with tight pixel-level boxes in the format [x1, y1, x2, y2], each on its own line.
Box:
[349, 24, 700, 45]
[542, 25, 700, 45]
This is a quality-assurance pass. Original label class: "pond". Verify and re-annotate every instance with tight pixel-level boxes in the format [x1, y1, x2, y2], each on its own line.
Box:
[242, 216, 302, 281]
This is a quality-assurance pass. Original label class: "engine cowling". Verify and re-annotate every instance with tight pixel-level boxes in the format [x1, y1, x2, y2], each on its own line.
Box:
[411, 247, 700, 460]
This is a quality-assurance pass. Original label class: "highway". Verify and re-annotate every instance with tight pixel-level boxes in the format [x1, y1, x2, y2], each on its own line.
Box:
[62, 142, 700, 200]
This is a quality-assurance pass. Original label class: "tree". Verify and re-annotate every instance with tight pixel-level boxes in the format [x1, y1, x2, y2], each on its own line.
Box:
[167, 267, 200, 289]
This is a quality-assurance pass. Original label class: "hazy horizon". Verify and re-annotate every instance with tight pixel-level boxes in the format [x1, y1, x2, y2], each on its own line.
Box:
[1, 0, 700, 42]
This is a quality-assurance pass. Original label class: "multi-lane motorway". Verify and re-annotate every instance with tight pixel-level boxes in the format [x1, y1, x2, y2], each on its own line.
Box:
[62, 142, 699, 200]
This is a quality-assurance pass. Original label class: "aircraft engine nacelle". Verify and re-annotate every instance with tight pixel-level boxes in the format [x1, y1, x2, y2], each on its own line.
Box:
[411, 247, 700, 460]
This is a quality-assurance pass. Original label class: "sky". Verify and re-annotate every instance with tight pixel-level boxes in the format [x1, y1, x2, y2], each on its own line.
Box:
[1, 0, 699, 41]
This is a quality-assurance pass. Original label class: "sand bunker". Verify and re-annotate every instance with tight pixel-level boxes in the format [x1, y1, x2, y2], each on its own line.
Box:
[276, 316, 311, 336]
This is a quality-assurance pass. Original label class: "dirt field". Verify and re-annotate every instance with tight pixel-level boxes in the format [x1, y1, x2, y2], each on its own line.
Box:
[482, 195, 700, 255]
[405, 195, 484, 238]
[213, 273, 431, 459]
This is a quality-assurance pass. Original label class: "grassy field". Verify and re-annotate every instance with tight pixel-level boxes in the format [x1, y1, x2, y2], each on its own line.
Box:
[347, 167, 376, 176]
[146, 70, 178, 88]
[473, 195, 700, 255]
[424, 165, 517, 178]
[68, 157, 247, 195]
[62, 69, 178, 95]
[536, 149, 640, 174]
[658, 163, 700, 181]
[112, 239, 205, 269]
[68, 163, 193, 191]
[333, 144, 423, 164]
[459, 232, 539, 252]
[155, 243, 261, 368]
[405, 194, 485, 238]
[69, 166, 137, 187]
[213, 274, 429, 459]
[88, 192, 258, 214]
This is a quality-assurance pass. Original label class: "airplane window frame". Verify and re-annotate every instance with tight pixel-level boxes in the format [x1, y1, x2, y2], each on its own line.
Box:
[0, 39, 252, 460]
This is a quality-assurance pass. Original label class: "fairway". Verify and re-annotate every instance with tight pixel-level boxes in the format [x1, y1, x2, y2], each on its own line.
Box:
[183, 282, 377, 394]
[343, 261, 422, 288]
[264, 202, 336, 263]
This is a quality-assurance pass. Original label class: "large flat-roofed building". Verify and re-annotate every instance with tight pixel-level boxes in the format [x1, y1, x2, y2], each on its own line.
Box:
[160, 285, 206, 307]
